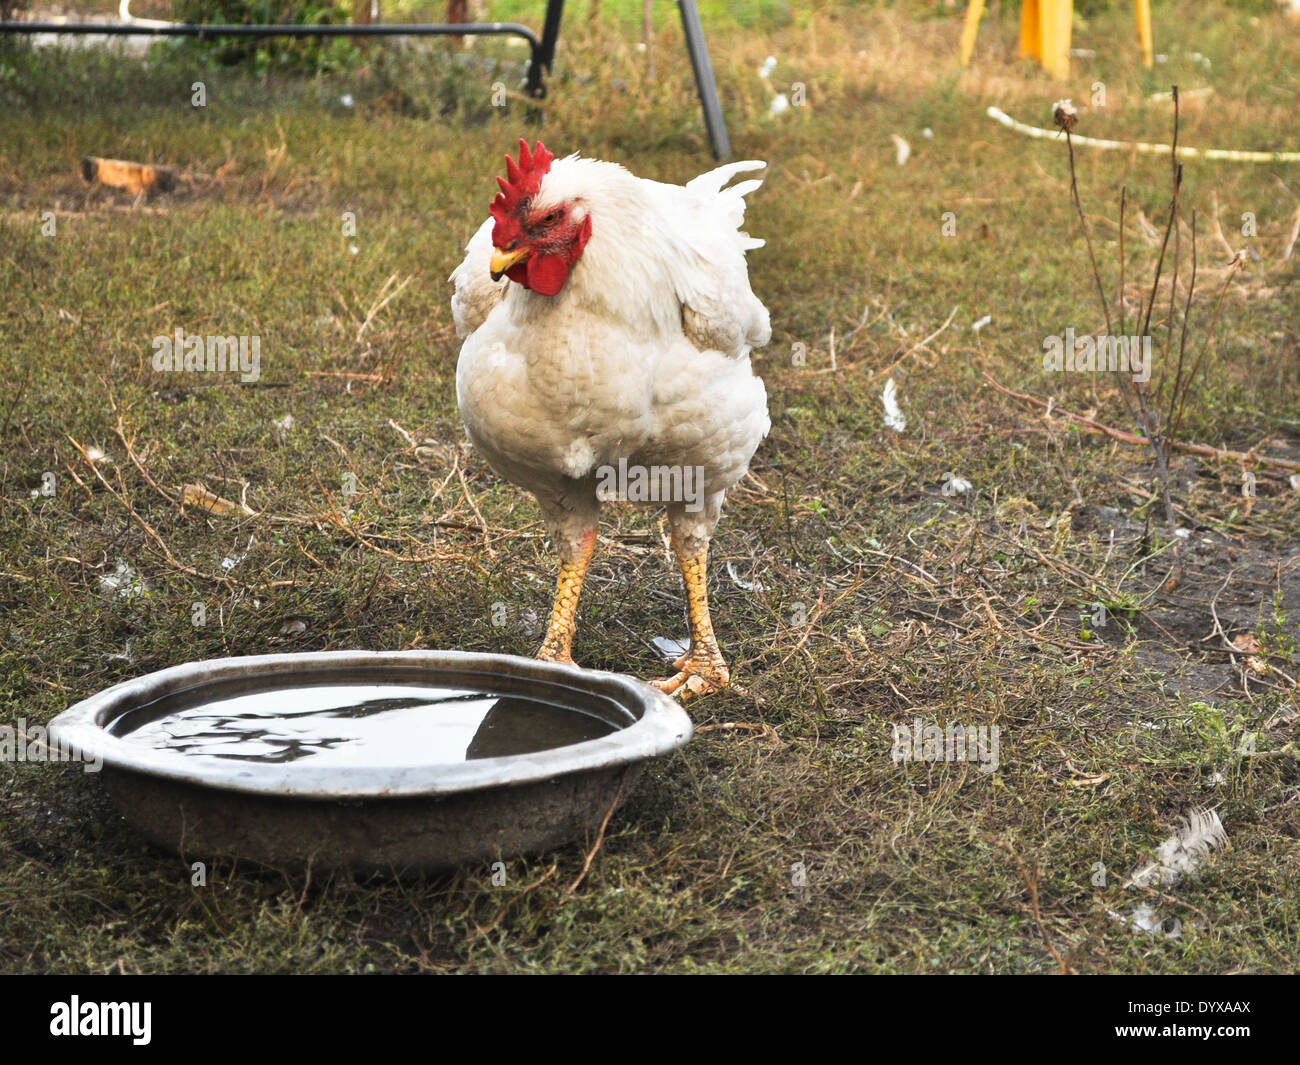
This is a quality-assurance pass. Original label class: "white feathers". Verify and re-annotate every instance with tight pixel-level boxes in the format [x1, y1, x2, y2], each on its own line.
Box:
[890, 133, 911, 166]
[1127, 807, 1227, 889]
[452, 150, 772, 533]
[99, 561, 145, 599]
[683, 160, 768, 260]
[684, 158, 766, 205]
[758, 55, 777, 79]
[657, 161, 772, 357]
[881, 378, 906, 432]
[449, 217, 508, 339]
[770, 94, 791, 117]
[653, 635, 690, 662]
[940, 472, 972, 497]
[560, 437, 598, 479]
[1109, 903, 1178, 937]
[725, 561, 763, 593]
[221, 534, 255, 571]
[1111, 808, 1227, 938]
[685, 159, 766, 200]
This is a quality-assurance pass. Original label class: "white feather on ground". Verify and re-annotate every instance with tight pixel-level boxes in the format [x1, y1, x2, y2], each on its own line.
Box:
[725, 560, 763, 593]
[941, 473, 972, 496]
[1127, 807, 1227, 888]
[1111, 808, 1227, 937]
[652, 635, 690, 662]
[881, 378, 906, 432]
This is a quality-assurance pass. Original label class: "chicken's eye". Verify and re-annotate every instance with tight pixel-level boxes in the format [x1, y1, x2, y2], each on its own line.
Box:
[538, 210, 561, 227]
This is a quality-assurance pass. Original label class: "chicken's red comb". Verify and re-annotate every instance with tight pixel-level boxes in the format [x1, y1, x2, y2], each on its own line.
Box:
[489, 139, 555, 225]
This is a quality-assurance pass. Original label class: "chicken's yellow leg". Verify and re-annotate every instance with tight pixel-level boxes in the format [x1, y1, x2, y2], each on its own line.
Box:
[536, 527, 596, 666]
[652, 534, 730, 701]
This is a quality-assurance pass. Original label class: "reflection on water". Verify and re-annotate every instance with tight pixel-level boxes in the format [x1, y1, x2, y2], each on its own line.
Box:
[110, 684, 618, 768]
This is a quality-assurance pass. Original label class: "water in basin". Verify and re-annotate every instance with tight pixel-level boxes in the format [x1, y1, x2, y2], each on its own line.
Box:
[108, 681, 620, 769]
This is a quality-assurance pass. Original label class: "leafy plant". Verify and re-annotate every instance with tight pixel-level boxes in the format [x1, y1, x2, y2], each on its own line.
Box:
[170, 0, 362, 74]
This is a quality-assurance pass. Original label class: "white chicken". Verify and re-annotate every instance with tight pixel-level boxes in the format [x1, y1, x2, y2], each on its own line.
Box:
[450, 140, 770, 700]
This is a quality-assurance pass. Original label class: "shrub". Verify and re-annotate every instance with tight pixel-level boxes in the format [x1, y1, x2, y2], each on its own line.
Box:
[170, 0, 362, 73]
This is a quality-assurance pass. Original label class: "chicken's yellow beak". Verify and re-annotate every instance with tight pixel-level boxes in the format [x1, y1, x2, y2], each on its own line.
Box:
[490, 246, 530, 281]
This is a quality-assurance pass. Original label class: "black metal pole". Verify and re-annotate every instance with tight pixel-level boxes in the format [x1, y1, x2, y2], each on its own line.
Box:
[676, 0, 730, 162]
[527, 0, 564, 100]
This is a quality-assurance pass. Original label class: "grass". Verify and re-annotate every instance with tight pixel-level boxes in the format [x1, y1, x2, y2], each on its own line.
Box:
[1, 0, 1298, 973]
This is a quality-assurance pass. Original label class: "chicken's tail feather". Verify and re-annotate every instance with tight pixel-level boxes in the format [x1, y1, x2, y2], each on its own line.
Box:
[686, 159, 767, 197]
[687, 160, 767, 251]
[726, 178, 764, 201]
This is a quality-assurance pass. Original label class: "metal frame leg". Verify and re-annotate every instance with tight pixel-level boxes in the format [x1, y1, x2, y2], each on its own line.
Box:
[677, 0, 731, 161]
[525, 0, 565, 99]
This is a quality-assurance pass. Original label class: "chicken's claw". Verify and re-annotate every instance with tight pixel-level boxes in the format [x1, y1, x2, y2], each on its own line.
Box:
[651, 654, 730, 703]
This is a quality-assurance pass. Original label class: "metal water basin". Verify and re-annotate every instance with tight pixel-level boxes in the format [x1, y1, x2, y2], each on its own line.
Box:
[49, 650, 692, 872]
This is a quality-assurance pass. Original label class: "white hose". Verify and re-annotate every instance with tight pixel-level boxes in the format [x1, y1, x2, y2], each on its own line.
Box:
[986, 105, 1300, 163]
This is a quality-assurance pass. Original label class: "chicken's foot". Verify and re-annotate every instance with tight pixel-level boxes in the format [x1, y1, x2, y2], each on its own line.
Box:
[652, 535, 730, 701]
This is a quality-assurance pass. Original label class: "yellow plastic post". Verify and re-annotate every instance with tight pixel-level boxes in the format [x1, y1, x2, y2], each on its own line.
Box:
[1135, 0, 1154, 68]
[989, 1, 1149, 78]
[1040, 0, 1073, 79]
[1020, 0, 1042, 63]
[959, 0, 986, 67]
[1020, 0, 1072, 79]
